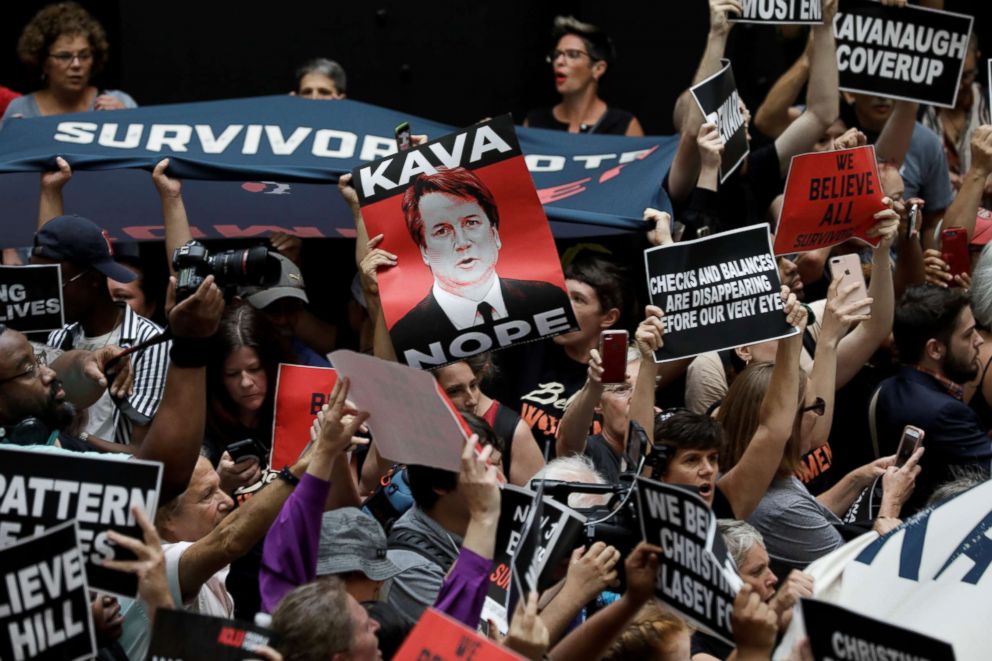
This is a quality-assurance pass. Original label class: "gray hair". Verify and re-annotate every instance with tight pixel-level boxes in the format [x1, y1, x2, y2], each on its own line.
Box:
[971, 242, 992, 328]
[295, 57, 347, 94]
[531, 455, 610, 508]
[717, 519, 765, 567]
[927, 466, 987, 506]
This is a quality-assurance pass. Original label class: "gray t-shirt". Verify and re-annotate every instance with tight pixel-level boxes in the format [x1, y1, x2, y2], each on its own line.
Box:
[901, 122, 954, 213]
[747, 476, 843, 573]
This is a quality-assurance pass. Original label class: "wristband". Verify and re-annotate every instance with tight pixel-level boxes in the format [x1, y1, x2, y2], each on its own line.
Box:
[168, 336, 211, 368]
[277, 465, 300, 487]
[801, 303, 816, 326]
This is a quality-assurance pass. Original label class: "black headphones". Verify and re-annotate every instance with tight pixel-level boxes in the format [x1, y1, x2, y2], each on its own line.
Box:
[0, 418, 53, 446]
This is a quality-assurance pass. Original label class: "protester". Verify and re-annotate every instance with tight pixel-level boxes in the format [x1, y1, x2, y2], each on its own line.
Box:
[3, 1, 135, 121]
[35, 158, 170, 448]
[292, 57, 347, 99]
[524, 16, 643, 136]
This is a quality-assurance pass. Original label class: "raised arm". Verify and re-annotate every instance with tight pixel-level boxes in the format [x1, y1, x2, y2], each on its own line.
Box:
[151, 159, 193, 277]
[38, 156, 71, 228]
[874, 101, 919, 167]
[753, 37, 812, 140]
[804, 275, 873, 453]
[833, 209, 899, 387]
[630, 305, 664, 446]
[136, 276, 224, 501]
[668, 0, 741, 203]
[555, 351, 603, 458]
[774, 0, 839, 176]
[718, 288, 807, 520]
[358, 234, 398, 362]
[939, 125, 992, 241]
[549, 543, 660, 661]
[259, 378, 368, 612]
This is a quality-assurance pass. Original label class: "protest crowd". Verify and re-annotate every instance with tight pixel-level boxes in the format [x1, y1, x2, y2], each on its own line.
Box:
[2, 0, 992, 659]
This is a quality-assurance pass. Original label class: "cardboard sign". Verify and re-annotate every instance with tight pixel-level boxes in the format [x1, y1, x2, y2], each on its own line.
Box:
[0, 265, 64, 333]
[0, 521, 95, 661]
[801, 599, 955, 661]
[270, 363, 338, 470]
[690, 59, 748, 183]
[352, 114, 578, 369]
[328, 350, 469, 473]
[636, 478, 741, 646]
[643, 224, 798, 362]
[774, 146, 887, 254]
[730, 0, 822, 25]
[393, 608, 524, 661]
[834, 0, 974, 108]
[0, 447, 162, 598]
[147, 608, 278, 660]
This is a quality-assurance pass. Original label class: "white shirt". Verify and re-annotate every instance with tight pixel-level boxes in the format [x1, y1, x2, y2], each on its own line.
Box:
[432, 277, 508, 330]
[73, 325, 122, 440]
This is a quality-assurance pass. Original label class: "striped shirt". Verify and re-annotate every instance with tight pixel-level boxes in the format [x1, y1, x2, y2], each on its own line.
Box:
[47, 304, 171, 446]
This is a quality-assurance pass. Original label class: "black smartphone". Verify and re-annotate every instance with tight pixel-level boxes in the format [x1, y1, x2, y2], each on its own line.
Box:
[227, 438, 264, 464]
[395, 121, 412, 152]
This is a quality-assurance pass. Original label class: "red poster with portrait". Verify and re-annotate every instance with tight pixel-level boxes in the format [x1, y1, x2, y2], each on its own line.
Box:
[352, 114, 577, 369]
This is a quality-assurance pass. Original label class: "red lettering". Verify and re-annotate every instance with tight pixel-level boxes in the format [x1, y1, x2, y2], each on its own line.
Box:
[537, 178, 591, 204]
[214, 224, 326, 238]
[217, 626, 246, 648]
[122, 225, 207, 240]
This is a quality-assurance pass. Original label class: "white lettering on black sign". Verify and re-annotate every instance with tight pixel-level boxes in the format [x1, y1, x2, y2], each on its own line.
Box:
[731, 0, 823, 24]
[833, 0, 974, 108]
[0, 447, 162, 598]
[643, 224, 797, 362]
[0, 521, 95, 661]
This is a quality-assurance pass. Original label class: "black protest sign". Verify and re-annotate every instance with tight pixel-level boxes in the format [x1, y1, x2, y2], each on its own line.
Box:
[730, 0, 823, 25]
[0, 447, 163, 598]
[148, 608, 278, 660]
[834, 0, 974, 108]
[0, 265, 64, 333]
[801, 599, 956, 661]
[690, 59, 748, 183]
[481, 484, 585, 634]
[643, 224, 798, 362]
[0, 521, 95, 661]
[636, 478, 740, 646]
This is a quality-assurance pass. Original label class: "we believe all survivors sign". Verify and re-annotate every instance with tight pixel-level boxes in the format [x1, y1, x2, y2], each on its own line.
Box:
[644, 225, 797, 362]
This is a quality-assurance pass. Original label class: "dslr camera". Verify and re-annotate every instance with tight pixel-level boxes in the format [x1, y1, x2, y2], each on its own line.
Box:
[172, 240, 281, 301]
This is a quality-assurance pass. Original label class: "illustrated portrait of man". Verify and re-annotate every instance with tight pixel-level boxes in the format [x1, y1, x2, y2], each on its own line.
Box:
[388, 166, 573, 357]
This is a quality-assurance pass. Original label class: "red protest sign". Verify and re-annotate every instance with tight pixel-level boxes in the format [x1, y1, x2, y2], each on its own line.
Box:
[393, 609, 524, 661]
[270, 364, 337, 470]
[774, 146, 886, 254]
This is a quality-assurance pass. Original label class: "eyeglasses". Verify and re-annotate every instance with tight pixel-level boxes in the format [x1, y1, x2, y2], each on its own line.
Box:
[0, 351, 48, 385]
[48, 50, 93, 66]
[800, 397, 826, 417]
[62, 269, 91, 288]
[546, 48, 593, 64]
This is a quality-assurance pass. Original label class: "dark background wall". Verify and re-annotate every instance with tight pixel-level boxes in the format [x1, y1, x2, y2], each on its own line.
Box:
[1, 0, 989, 134]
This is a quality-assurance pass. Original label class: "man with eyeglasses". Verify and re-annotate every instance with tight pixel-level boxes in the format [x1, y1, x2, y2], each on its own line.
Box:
[31, 205, 171, 449]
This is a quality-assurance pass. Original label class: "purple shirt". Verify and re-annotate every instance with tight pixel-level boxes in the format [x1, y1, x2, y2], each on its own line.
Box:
[259, 473, 329, 613]
[432, 547, 491, 629]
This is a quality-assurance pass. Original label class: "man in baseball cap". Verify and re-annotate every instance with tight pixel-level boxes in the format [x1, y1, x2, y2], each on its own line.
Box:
[238, 252, 337, 367]
[32, 214, 170, 447]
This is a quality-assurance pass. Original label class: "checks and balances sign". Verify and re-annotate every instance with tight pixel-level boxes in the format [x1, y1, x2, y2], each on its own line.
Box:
[644, 224, 797, 362]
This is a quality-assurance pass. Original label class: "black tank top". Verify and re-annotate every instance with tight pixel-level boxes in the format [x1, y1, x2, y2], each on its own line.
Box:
[524, 106, 635, 135]
[969, 354, 992, 429]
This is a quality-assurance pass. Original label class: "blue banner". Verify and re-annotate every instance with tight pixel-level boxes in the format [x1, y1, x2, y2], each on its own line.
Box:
[0, 96, 677, 247]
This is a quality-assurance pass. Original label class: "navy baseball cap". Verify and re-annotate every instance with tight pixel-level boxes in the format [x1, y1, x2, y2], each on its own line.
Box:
[33, 215, 136, 283]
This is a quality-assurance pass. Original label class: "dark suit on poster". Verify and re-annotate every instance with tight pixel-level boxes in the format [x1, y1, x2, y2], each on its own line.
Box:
[389, 277, 574, 361]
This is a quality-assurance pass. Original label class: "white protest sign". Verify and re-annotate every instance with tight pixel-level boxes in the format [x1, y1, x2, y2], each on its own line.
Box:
[775, 480, 992, 659]
[329, 350, 469, 473]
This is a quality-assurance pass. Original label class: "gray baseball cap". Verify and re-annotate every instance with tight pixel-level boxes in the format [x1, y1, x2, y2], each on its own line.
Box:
[238, 252, 308, 309]
[316, 508, 419, 580]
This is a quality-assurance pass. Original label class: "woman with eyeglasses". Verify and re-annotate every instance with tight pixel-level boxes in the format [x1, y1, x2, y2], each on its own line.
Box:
[2, 2, 136, 122]
[523, 16, 643, 136]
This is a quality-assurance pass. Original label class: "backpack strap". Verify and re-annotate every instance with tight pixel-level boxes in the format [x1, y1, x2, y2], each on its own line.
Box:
[387, 527, 455, 572]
